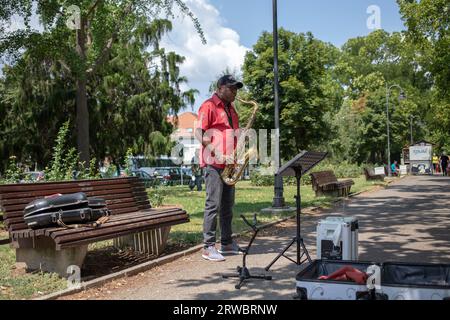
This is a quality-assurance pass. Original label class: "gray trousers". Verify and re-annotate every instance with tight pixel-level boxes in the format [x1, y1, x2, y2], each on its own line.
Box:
[203, 165, 235, 247]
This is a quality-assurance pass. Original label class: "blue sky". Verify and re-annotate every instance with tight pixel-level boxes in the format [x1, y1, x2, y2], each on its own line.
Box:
[211, 0, 404, 47]
[215, 0, 405, 48]
[162, 0, 406, 112]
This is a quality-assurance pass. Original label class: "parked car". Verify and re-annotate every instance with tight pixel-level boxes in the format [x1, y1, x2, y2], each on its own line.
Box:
[23, 171, 45, 182]
[131, 170, 157, 188]
[168, 167, 193, 186]
[142, 167, 193, 186]
[151, 168, 172, 185]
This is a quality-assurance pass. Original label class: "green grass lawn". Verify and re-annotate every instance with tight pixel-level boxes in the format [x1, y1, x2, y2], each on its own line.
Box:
[0, 175, 386, 299]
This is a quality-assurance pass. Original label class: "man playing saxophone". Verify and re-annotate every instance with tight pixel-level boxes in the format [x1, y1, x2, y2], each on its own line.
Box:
[195, 75, 244, 262]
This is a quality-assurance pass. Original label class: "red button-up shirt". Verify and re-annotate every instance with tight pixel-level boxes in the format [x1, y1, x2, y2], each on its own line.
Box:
[197, 93, 240, 169]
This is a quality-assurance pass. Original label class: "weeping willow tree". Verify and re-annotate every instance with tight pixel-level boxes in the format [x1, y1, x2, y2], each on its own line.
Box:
[0, 0, 204, 169]
[0, 0, 203, 172]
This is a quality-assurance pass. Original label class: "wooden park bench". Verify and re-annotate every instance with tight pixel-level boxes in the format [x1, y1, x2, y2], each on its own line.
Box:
[310, 171, 354, 197]
[363, 167, 385, 181]
[0, 177, 189, 277]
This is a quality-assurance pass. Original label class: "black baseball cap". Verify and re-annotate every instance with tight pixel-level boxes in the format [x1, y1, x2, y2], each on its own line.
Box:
[217, 75, 243, 89]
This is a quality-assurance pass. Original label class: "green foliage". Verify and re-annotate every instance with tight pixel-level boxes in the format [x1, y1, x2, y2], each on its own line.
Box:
[44, 120, 99, 181]
[45, 120, 75, 181]
[250, 172, 276, 187]
[313, 160, 363, 179]
[148, 187, 166, 208]
[0, 0, 204, 170]
[398, 0, 450, 99]
[4, 156, 22, 183]
[397, 0, 450, 152]
[328, 29, 434, 164]
[123, 148, 134, 176]
[250, 160, 363, 187]
[77, 157, 101, 180]
[243, 30, 342, 160]
[1, 1, 448, 170]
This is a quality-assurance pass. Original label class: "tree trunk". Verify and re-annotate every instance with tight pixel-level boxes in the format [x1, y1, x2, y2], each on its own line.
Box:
[76, 19, 90, 168]
[76, 78, 90, 167]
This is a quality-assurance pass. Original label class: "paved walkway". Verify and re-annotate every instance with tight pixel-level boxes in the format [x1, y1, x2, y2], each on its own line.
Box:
[62, 175, 450, 300]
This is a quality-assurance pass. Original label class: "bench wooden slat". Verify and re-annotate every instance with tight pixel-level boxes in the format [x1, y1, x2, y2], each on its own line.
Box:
[49, 210, 186, 240]
[1, 191, 149, 210]
[0, 184, 144, 202]
[5, 203, 152, 231]
[10, 208, 184, 240]
[0, 177, 135, 193]
[57, 217, 189, 250]
[4, 197, 148, 221]
[35, 208, 184, 239]
[3, 191, 137, 211]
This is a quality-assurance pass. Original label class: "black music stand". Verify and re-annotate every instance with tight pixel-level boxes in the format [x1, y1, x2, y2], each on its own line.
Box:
[265, 150, 328, 271]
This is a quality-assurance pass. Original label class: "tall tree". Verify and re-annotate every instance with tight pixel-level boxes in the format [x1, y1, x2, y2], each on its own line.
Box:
[330, 30, 433, 163]
[398, 0, 449, 98]
[0, 0, 205, 167]
[242, 29, 342, 160]
[398, 0, 450, 151]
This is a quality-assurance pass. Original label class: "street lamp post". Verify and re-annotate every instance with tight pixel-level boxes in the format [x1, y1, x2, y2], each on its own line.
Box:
[386, 83, 406, 177]
[410, 115, 414, 145]
[272, 0, 285, 207]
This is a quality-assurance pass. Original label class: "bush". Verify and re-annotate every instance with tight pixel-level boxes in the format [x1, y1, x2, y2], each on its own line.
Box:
[250, 171, 309, 186]
[4, 156, 22, 183]
[45, 120, 100, 181]
[45, 120, 79, 181]
[148, 187, 165, 207]
[250, 172, 275, 186]
[250, 160, 363, 187]
[313, 160, 363, 178]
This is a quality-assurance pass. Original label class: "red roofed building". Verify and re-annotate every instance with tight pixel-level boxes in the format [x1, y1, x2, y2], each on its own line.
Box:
[168, 112, 201, 165]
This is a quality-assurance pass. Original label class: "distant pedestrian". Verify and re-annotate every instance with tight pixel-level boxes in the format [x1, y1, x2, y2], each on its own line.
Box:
[432, 154, 440, 174]
[440, 153, 449, 176]
[391, 160, 399, 176]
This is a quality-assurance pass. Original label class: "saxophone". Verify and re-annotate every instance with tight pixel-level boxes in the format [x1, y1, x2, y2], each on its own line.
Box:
[221, 98, 259, 186]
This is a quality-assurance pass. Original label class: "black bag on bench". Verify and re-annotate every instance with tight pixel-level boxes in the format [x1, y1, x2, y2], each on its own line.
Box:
[88, 197, 107, 209]
[24, 192, 89, 216]
[24, 192, 109, 229]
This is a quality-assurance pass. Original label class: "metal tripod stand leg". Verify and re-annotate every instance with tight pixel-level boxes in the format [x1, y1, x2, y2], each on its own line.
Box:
[223, 266, 272, 290]
[265, 166, 312, 271]
[265, 236, 312, 271]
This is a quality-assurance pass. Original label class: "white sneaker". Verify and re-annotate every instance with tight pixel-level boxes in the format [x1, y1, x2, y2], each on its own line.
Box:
[202, 245, 226, 261]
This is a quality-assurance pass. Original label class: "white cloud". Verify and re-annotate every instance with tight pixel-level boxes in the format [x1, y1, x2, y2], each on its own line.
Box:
[160, 0, 250, 106]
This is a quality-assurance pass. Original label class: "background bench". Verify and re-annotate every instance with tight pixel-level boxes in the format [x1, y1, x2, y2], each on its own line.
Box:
[310, 171, 354, 197]
[364, 167, 385, 181]
[0, 177, 189, 277]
